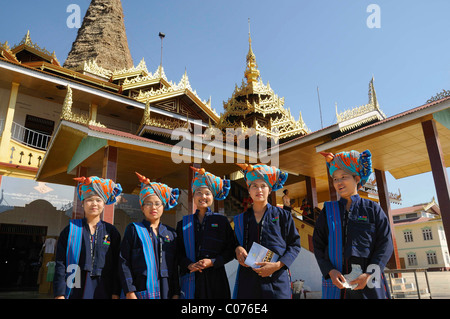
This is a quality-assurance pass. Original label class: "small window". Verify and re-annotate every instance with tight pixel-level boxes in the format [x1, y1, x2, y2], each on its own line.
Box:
[423, 228, 433, 241]
[404, 231, 413, 243]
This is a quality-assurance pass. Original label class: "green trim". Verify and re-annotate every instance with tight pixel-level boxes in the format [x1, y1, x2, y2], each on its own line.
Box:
[433, 108, 450, 129]
[397, 245, 442, 251]
[67, 136, 107, 173]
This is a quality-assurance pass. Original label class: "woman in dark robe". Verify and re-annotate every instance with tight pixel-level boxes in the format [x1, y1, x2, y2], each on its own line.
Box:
[233, 164, 301, 299]
[313, 150, 393, 299]
[54, 176, 122, 299]
[118, 172, 180, 299]
[176, 167, 236, 299]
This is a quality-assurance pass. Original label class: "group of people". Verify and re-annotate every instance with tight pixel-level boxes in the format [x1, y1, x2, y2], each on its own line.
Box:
[53, 149, 394, 299]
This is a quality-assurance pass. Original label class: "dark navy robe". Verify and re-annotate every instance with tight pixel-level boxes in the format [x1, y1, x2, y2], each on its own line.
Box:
[118, 220, 180, 299]
[176, 208, 236, 299]
[54, 219, 121, 299]
[234, 203, 301, 299]
[313, 194, 393, 299]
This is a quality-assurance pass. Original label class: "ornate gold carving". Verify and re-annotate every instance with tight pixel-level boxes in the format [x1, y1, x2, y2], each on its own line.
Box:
[139, 100, 188, 131]
[133, 69, 219, 118]
[76, 59, 113, 79]
[217, 32, 309, 140]
[336, 77, 386, 132]
[12, 30, 58, 64]
[113, 58, 149, 77]
[61, 85, 105, 128]
[363, 178, 402, 205]
[1, 40, 11, 51]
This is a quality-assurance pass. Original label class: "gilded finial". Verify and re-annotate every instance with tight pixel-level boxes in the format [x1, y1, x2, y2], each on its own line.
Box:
[245, 18, 260, 83]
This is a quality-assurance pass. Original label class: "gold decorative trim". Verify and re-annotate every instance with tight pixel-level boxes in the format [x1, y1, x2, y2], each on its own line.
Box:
[336, 77, 386, 132]
[140, 100, 187, 130]
[61, 85, 105, 128]
[11, 30, 59, 64]
[76, 59, 113, 79]
[217, 27, 309, 140]
[134, 70, 219, 118]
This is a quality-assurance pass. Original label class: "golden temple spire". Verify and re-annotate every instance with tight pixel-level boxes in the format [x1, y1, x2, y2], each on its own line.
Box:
[245, 18, 260, 84]
[23, 30, 32, 46]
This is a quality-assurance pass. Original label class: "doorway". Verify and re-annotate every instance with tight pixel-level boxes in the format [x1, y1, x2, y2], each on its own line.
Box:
[0, 224, 47, 291]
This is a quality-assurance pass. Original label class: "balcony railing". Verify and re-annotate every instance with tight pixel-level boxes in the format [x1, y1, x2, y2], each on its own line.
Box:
[10, 121, 52, 150]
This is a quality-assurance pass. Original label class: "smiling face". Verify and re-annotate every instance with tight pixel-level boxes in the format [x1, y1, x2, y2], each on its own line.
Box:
[248, 179, 271, 204]
[193, 187, 214, 209]
[83, 195, 105, 220]
[141, 194, 164, 223]
[332, 169, 360, 200]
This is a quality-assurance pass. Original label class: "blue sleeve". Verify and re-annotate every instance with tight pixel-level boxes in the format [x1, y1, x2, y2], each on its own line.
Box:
[279, 210, 301, 268]
[53, 225, 70, 298]
[118, 224, 137, 294]
[370, 203, 394, 269]
[312, 206, 335, 279]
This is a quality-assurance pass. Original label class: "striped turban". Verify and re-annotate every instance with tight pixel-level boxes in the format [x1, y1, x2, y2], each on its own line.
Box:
[320, 149, 372, 188]
[135, 172, 179, 210]
[74, 176, 122, 205]
[237, 163, 288, 192]
[191, 167, 230, 201]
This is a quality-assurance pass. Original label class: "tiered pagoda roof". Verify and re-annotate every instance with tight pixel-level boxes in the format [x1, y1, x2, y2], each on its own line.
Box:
[217, 31, 309, 142]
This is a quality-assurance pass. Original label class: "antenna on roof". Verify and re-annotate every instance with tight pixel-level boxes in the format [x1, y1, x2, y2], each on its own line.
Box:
[317, 86, 323, 129]
[158, 32, 165, 87]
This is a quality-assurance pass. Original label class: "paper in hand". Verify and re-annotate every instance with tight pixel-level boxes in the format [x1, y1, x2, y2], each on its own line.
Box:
[244, 242, 279, 268]
[343, 264, 363, 290]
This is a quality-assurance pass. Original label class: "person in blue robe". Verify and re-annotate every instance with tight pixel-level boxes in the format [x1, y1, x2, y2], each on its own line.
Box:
[54, 176, 122, 299]
[118, 172, 180, 299]
[313, 150, 393, 299]
[234, 164, 301, 299]
[176, 167, 235, 299]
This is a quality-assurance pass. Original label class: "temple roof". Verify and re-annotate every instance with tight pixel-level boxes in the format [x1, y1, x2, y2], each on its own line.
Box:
[217, 28, 309, 142]
[1, 26, 218, 133]
[0, 41, 19, 63]
[335, 77, 386, 132]
[9, 31, 60, 66]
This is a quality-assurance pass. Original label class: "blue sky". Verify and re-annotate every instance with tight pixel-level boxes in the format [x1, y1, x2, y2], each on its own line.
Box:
[0, 0, 449, 208]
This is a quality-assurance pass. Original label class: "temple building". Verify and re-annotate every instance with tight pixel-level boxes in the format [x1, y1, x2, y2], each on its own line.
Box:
[0, 0, 449, 296]
[217, 31, 309, 143]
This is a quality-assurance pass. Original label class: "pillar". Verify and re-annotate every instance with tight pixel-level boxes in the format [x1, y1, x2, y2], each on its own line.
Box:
[422, 119, 450, 252]
[102, 146, 118, 224]
[0, 82, 20, 159]
[305, 176, 318, 208]
[89, 103, 98, 123]
[374, 169, 401, 269]
[72, 166, 87, 219]
[269, 191, 277, 206]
